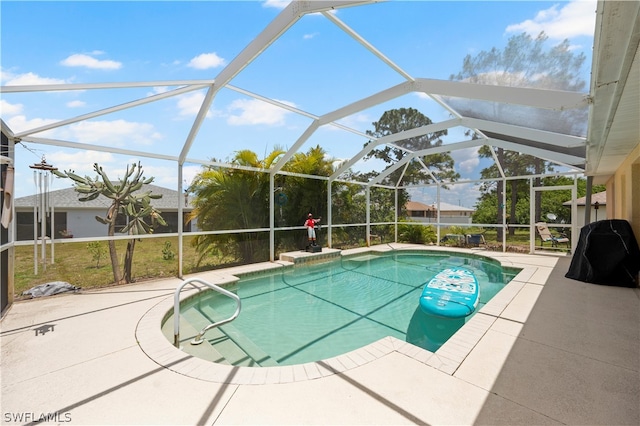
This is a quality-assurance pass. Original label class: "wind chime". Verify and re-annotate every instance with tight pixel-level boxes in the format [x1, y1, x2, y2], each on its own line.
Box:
[29, 156, 57, 274]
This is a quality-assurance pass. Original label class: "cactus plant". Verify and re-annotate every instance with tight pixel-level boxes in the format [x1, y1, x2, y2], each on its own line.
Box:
[54, 162, 167, 284]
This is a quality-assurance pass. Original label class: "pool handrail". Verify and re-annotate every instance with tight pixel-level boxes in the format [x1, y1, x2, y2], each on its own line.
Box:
[173, 277, 241, 348]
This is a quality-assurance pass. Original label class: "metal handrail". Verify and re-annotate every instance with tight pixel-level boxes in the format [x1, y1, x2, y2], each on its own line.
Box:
[173, 277, 241, 348]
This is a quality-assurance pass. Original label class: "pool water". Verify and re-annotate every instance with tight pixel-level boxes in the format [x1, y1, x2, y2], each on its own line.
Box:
[168, 251, 517, 367]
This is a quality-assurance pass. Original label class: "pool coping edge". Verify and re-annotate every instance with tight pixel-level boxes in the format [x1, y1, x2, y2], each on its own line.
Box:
[135, 246, 554, 385]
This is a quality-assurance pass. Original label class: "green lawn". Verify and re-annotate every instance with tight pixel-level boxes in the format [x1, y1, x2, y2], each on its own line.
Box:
[13, 236, 229, 297]
[12, 227, 558, 298]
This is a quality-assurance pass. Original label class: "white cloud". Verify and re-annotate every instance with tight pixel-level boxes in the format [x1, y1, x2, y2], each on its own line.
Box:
[506, 0, 597, 40]
[177, 92, 212, 117]
[303, 33, 318, 40]
[1, 69, 67, 86]
[227, 98, 295, 126]
[452, 147, 480, 174]
[66, 100, 86, 108]
[262, 0, 290, 9]
[63, 120, 161, 146]
[334, 113, 372, 131]
[61, 53, 122, 70]
[6, 113, 161, 149]
[262, 0, 335, 16]
[1, 99, 23, 116]
[187, 52, 226, 70]
[6, 115, 58, 135]
[47, 150, 115, 176]
[150, 163, 202, 190]
[147, 86, 170, 97]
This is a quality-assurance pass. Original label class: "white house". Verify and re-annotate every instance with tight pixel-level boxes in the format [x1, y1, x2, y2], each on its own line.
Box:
[406, 200, 474, 224]
[14, 184, 196, 241]
[563, 191, 607, 228]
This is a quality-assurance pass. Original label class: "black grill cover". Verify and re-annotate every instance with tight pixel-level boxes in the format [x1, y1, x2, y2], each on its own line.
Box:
[566, 220, 640, 287]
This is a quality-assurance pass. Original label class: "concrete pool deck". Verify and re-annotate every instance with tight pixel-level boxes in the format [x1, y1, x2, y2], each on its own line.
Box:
[1, 244, 638, 425]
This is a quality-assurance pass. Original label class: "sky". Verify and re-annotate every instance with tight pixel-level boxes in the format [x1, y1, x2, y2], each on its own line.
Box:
[1, 0, 597, 208]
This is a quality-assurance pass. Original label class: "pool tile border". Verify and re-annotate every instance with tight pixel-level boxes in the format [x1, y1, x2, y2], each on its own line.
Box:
[135, 245, 558, 385]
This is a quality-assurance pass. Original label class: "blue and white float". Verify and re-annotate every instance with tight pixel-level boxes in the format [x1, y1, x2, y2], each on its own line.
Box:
[419, 267, 479, 318]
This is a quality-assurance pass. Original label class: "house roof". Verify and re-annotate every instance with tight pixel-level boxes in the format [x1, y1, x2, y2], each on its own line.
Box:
[14, 184, 194, 210]
[586, 2, 640, 183]
[563, 191, 606, 207]
[406, 200, 474, 212]
[406, 201, 434, 211]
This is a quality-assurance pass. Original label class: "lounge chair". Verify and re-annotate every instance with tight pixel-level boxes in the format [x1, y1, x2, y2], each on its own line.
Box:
[536, 222, 570, 247]
[466, 234, 487, 247]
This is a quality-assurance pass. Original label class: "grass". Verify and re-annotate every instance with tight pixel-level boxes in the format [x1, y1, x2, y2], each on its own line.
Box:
[12, 228, 563, 298]
[13, 236, 230, 297]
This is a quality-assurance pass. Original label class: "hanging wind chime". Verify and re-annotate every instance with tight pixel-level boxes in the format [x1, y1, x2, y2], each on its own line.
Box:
[29, 156, 57, 274]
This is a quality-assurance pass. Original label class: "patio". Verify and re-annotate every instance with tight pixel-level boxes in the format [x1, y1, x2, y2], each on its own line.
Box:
[1, 1, 639, 423]
[1, 246, 637, 425]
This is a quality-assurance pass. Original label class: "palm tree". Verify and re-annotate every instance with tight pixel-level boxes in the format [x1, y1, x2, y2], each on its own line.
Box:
[187, 146, 339, 264]
[187, 149, 284, 265]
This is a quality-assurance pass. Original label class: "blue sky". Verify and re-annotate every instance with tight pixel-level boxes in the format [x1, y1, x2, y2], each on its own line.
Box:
[1, 0, 597, 207]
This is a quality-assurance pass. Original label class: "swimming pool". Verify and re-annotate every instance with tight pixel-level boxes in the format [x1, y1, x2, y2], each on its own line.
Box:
[164, 251, 518, 367]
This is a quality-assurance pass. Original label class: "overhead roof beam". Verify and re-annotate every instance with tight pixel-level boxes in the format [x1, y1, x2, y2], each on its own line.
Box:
[21, 136, 179, 162]
[486, 138, 585, 167]
[179, 86, 218, 164]
[226, 84, 319, 120]
[378, 118, 462, 146]
[15, 84, 208, 139]
[320, 81, 414, 124]
[322, 11, 415, 82]
[180, 0, 312, 164]
[225, 83, 373, 139]
[415, 156, 439, 186]
[368, 139, 482, 186]
[406, 139, 486, 159]
[0, 80, 215, 93]
[393, 162, 411, 188]
[369, 154, 414, 186]
[488, 146, 506, 179]
[461, 117, 586, 148]
[271, 121, 321, 174]
[330, 118, 460, 181]
[415, 78, 589, 110]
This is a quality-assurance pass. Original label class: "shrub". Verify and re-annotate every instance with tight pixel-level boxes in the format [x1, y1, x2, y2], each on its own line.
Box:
[398, 222, 436, 244]
[162, 241, 175, 260]
[87, 241, 106, 268]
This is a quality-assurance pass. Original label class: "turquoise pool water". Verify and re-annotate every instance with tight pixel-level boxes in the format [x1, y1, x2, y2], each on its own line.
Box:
[169, 251, 518, 367]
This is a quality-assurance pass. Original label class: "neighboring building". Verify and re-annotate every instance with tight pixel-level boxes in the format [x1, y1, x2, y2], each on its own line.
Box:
[406, 201, 435, 220]
[563, 191, 607, 228]
[14, 184, 196, 241]
[406, 201, 474, 224]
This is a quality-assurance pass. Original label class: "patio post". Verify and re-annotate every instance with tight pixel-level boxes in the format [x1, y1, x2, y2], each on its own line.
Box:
[584, 176, 593, 225]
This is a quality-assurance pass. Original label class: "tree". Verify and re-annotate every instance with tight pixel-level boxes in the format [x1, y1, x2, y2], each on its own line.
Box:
[187, 149, 284, 265]
[362, 107, 460, 217]
[449, 31, 587, 135]
[187, 146, 337, 264]
[452, 32, 589, 239]
[54, 162, 166, 284]
[473, 175, 605, 227]
[364, 108, 459, 183]
[476, 146, 545, 237]
[279, 145, 334, 222]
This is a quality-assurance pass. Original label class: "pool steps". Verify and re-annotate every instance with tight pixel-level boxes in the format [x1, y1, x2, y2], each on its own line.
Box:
[161, 311, 227, 363]
[162, 304, 278, 367]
